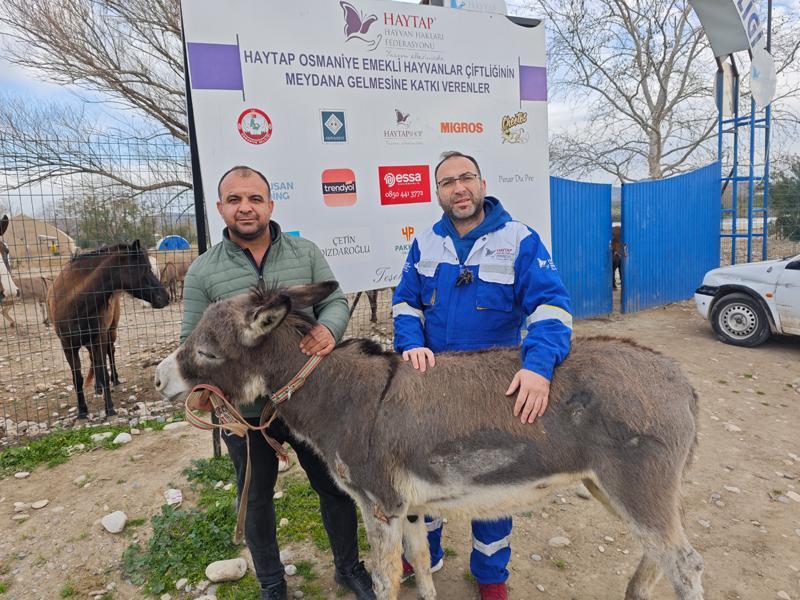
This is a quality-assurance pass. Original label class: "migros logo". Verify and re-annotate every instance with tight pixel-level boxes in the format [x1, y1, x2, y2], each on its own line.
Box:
[440, 121, 484, 134]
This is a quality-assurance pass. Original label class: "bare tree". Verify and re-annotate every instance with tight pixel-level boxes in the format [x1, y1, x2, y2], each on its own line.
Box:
[0, 0, 186, 142]
[0, 0, 189, 193]
[528, 0, 800, 182]
[0, 97, 190, 195]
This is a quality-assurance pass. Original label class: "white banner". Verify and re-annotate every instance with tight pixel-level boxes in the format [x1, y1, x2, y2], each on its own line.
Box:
[689, 0, 765, 56]
[181, 0, 549, 293]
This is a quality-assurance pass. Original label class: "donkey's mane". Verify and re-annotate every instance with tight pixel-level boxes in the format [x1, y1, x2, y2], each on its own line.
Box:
[69, 241, 139, 264]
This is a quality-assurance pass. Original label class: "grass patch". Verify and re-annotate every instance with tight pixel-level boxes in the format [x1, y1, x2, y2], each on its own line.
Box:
[552, 558, 567, 570]
[122, 455, 369, 597]
[0, 417, 171, 479]
[443, 547, 458, 558]
[275, 476, 368, 552]
[127, 518, 147, 528]
[121, 457, 239, 595]
[59, 582, 77, 598]
[0, 581, 8, 594]
[216, 573, 261, 599]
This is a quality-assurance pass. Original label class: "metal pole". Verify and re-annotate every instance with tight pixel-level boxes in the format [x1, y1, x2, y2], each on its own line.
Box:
[180, 8, 220, 459]
[715, 59, 724, 266]
[731, 56, 740, 264]
[763, 0, 773, 259]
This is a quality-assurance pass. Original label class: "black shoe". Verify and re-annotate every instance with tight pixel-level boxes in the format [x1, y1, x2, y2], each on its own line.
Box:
[261, 580, 288, 600]
[335, 561, 377, 600]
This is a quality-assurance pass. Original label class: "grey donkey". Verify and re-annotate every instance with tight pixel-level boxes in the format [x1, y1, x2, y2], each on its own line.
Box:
[155, 282, 704, 600]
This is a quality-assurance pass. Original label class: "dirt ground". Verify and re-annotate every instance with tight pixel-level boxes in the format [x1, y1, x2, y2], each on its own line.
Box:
[1, 296, 800, 599]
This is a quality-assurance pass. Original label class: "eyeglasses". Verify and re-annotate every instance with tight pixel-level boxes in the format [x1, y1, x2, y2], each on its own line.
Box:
[436, 172, 480, 189]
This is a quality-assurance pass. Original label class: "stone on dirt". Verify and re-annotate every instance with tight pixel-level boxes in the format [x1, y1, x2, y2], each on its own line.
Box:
[205, 557, 247, 582]
[101, 510, 127, 533]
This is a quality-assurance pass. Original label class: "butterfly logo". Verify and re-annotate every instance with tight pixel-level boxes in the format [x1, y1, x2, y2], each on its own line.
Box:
[395, 109, 411, 126]
[340, 1, 382, 51]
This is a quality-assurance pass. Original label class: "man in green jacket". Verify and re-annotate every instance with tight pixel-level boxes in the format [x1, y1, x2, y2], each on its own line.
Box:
[181, 165, 375, 600]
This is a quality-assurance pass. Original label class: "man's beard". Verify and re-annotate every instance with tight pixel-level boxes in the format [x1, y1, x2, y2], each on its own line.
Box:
[229, 221, 268, 240]
[440, 193, 484, 222]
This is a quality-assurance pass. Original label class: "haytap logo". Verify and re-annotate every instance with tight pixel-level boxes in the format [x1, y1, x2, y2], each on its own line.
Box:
[340, 1, 382, 51]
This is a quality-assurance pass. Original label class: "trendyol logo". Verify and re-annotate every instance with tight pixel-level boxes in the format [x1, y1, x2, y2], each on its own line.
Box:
[340, 1, 382, 51]
[322, 169, 357, 207]
[379, 166, 431, 205]
[237, 108, 272, 144]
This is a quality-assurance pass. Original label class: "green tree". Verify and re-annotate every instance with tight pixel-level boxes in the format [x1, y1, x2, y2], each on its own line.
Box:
[769, 158, 800, 241]
[57, 193, 158, 248]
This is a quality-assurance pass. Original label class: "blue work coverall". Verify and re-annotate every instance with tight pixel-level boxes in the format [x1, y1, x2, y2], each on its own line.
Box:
[392, 197, 572, 584]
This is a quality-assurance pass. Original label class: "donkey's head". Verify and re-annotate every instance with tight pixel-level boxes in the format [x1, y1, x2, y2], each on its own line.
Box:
[154, 281, 338, 405]
[112, 240, 170, 308]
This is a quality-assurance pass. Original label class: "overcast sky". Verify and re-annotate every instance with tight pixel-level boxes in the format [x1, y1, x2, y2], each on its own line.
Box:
[0, 0, 796, 185]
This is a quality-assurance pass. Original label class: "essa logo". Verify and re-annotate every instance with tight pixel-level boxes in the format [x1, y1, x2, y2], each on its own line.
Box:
[378, 165, 431, 205]
[237, 108, 272, 144]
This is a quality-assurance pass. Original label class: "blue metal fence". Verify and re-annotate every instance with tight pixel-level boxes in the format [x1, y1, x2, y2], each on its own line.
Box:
[621, 162, 721, 313]
[550, 176, 613, 319]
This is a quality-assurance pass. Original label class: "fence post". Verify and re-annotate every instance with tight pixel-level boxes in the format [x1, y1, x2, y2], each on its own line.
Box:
[181, 11, 219, 459]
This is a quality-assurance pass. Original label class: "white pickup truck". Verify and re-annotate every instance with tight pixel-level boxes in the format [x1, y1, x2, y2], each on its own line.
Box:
[694, 253, 800, 346]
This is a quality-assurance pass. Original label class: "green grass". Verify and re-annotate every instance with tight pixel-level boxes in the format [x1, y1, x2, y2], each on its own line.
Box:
[121, 457, 239, 595]
[443, 547, 458, 557]
[216, 573, 261, 599]
[0, 417, 171, 479]
[59, 583, 77, 598]
[552, 558, 567, 570]
[0, 581, 8, 594]
[127, 518, 147, 528]
[121, 455, 371, 597]
[274, 476, 369, 552]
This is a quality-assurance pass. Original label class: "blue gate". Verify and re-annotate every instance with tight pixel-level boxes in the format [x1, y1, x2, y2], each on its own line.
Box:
[621, 162, 721, 313]
[550, 176, 612, 319]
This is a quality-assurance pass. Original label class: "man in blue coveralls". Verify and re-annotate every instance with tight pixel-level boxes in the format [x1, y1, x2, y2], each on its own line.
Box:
[392, 151, 573, 600]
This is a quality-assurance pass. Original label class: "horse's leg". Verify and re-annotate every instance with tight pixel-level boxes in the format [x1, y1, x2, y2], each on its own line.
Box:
[63, 343, 89, 418]
[403, 514, 436, 599]
[1, 302, 15, 327]
[88, 341, 115, 417]
[107, 320, 121, 386]
[367, 290, 378, 323]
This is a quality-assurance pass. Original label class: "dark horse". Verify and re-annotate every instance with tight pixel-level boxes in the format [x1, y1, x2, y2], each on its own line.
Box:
[48, 240, 169, 418]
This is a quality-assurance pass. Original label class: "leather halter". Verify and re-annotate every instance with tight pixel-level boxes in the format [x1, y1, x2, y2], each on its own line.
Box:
[184, 354, 324, 544]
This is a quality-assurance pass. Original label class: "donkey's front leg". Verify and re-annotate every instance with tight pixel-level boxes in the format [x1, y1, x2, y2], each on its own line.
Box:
[360, 506, 405, 600]
[403, 514, 436, 599]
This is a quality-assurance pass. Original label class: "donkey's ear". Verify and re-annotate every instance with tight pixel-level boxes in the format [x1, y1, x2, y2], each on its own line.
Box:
[282, 281, 339, 310]
[0, 215, 8, 236]
[131, 239, 141, 251]
[243, 295, 290, 346]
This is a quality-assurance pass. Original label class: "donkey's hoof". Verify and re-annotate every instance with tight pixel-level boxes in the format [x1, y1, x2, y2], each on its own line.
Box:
[76, 412, 89, 420]
[105, 408, 117, 418]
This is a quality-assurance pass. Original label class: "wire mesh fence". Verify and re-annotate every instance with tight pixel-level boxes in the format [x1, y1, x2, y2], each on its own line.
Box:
[1, 131, 798, 447]
[0, 133, 197, 446]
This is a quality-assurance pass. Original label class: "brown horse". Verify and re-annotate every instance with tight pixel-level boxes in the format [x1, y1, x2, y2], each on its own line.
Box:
[49, 240, 169, 418]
